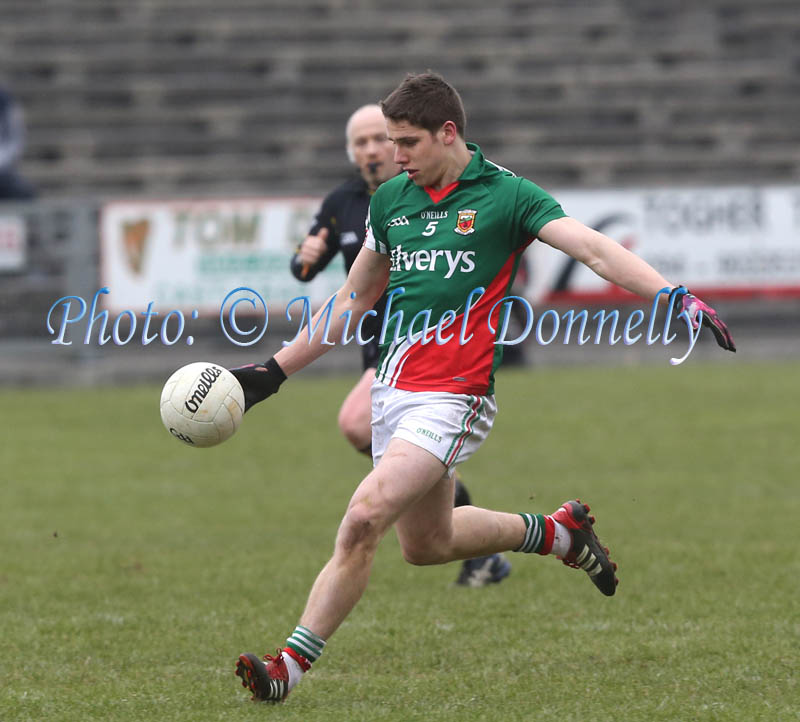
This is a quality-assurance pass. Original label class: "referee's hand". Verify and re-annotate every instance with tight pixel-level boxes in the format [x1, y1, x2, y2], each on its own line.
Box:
[299, 227, 329, 277]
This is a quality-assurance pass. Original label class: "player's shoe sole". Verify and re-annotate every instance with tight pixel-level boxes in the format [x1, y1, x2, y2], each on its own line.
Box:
[552, 500, 618, 596]
[235, 651, 289, 703]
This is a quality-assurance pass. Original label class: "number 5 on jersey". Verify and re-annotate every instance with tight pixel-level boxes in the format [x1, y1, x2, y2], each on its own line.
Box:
[422, 221, 438, 237]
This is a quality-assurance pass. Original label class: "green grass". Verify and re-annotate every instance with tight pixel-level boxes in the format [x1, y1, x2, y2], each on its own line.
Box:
[1, 362, 798, 721]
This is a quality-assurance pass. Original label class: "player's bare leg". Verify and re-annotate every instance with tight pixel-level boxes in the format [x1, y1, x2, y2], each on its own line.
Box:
[395, 468, 526, 566]
[450, 471, 512, 586]
[337, 368, 375, 454]
[236, 441, 616, 702]
[298, 439, 447, 637]
[396, 484, 617, 596]
[236, 440, 446, 702]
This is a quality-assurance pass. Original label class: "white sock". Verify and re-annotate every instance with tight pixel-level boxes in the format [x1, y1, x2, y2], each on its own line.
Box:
[551, 519, 571, 557]
[283, 653, 305, 691]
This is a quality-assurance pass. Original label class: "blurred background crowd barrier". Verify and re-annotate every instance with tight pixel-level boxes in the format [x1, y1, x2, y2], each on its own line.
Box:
[1, 0, 798, 385]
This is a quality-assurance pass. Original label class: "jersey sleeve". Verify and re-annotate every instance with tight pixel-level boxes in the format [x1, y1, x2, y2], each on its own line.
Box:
[517, 178, 567, 239]
[364, 192, 389, 255]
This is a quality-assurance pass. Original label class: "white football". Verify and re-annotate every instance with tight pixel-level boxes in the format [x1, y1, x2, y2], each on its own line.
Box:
[159, 362, 245, 448]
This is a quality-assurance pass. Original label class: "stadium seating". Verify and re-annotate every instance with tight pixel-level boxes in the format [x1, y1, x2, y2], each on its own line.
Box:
[1, 0, 799, 195]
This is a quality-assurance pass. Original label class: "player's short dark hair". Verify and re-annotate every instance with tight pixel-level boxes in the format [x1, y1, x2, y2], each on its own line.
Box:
[380, 72, 466, 138]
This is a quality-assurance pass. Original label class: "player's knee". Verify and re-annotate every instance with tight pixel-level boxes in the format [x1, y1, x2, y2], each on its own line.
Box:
[337, 502, 386, 555]
[400, 537, 449, 566]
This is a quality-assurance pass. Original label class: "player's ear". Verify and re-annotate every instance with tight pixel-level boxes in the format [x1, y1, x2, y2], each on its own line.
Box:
[440, 120, 458, 145]
[346, 144, 355, 163]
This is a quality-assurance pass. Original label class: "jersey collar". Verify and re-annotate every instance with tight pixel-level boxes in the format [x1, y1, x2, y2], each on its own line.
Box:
[421, 142, 490, 202]
[458, 142, 488, 182]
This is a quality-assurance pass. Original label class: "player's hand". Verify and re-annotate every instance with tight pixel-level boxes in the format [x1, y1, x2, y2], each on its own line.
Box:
[229, 357, 287, 412]
[299, 227, 329, 277]
[670, 286, 736, 352]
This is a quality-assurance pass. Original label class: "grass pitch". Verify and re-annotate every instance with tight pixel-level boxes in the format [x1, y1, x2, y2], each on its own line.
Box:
[1, 361, 798, 721]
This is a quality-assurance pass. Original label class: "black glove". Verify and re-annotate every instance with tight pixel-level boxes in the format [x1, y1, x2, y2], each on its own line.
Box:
[669, 286, 736, 353]
[229, 357, 287, 412]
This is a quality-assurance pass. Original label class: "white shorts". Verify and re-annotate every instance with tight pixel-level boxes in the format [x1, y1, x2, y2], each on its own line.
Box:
[370, 380, 497, 469]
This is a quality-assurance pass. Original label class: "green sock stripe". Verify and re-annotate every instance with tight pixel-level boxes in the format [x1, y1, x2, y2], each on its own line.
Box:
[515, 513, 534, 552]
[287, 626, 326, 662]
[296, 626, 326, 650]
[515, 513, 545, 553]
[531, 514, 545, 553]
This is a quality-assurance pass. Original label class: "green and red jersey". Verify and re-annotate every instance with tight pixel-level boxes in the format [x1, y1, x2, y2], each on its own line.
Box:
[364, 143, 565, 395]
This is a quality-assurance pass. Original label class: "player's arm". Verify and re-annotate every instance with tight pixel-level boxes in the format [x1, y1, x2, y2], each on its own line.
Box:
[277, 246, 389, 375]
[232, 246, 390, 411]
[538, 217, 674, 299]
[538, 216, 735, 351]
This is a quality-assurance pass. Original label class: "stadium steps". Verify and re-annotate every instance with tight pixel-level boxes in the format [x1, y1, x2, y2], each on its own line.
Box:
[1, 0, 799, 195]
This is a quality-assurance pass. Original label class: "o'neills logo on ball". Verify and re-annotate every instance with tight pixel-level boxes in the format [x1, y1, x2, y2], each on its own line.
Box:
[185, 366, 223, 413]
